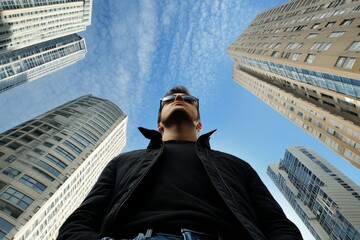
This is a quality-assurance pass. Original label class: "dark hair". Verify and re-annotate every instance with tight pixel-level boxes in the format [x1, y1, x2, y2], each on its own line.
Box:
[157, 85, 200, 123]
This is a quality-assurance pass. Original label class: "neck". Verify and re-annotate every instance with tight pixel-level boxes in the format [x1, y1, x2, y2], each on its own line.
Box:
[162, 124, 198, 142]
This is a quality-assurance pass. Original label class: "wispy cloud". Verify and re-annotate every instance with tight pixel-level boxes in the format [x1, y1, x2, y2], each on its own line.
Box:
[0, 0, 259, 149]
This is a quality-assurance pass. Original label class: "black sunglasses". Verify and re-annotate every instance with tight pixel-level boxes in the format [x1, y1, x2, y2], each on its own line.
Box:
[160, 94, 199, 109]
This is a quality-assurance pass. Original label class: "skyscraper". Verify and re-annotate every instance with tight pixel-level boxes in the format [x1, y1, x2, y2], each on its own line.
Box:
[0, 0, 92, 53]
[0, 34, 87, 93]
[227, 0, 360, 168]
[0, 0, 92, 93]
[0, 95, 127, 240]
[267, 146, 360, 240]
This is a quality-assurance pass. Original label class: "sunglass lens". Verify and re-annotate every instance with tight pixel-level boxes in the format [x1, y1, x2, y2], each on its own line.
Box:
[183, 96, 197, 103]
[162, 95, 176, 103]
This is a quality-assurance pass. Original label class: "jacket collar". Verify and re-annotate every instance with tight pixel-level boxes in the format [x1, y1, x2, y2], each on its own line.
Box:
[138, 127, 217, 149]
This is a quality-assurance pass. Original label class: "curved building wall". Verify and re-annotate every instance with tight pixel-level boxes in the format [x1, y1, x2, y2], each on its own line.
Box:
[0, 95, 127, 240]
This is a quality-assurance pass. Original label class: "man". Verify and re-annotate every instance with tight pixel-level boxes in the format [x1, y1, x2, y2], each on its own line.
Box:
[57, 86, 303, 240]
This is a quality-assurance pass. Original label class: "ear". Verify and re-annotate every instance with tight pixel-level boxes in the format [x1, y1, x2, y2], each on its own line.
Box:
[196, 121, 202, 131]
[158, 123, 164, 133]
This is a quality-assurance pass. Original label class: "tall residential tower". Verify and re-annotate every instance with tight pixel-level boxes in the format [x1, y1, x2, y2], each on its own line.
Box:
[268, 146, 360, 240]
[0, 34, 86, 93]
[227, 0, 360, 168]
[0, 0, 92, 92]
[0, 95, 127, 240]
[0, 0, 92, 53]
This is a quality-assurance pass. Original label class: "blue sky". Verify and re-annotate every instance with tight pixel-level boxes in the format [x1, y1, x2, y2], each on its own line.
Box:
[0, 1, 359, 239]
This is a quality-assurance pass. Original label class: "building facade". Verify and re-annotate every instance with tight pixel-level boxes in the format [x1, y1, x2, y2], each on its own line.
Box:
[0, 0, 92, 53]
[0, 95, 127, 240]
[0, 0, 92, 93]
[268, 146, 360, 240]
[0, 34, 86, 93]
[227, 0, 360, 168]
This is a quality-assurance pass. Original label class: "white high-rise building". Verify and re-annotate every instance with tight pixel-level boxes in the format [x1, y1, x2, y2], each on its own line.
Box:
[268, 146, 360, 240]
[0, 34, 86, 93]
[0, 0, 92, 93]
[0, 0, 92, 53]
[0, 95, 127, 240]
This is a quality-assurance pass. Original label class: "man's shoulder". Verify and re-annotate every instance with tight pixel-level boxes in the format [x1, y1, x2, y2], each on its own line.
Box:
[209, 149, 247, 163]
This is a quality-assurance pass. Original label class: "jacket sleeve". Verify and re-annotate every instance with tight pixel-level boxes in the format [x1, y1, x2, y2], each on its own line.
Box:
[246, 164, 303, 240]
[56, 159, 116, 240]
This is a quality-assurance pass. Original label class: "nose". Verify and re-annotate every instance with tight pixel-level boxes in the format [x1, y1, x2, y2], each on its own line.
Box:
[174, 94, 184, 101]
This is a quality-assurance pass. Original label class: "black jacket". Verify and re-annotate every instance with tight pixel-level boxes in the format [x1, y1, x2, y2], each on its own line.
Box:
[57, 128, 303, 240]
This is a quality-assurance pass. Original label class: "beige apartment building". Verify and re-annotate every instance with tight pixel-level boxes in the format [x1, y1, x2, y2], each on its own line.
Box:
[228, 0, 360, 168]
[0, 95, 127, 239]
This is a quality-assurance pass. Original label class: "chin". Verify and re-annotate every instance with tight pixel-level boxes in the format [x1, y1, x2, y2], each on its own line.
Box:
[162, 108, 194, 127]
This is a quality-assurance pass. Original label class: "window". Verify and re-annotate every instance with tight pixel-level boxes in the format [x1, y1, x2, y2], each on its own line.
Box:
[19, 175, 47, 193]
[33, 148, 46, 155]
[43, 141, 53, 148]
[30, 130, 43, 137]
[347, 41, 360, 51]
[328, 0, 341, 8]
[335, 57, 355, 69]
[0, 138, 11, 145]
[328, 31, 345, 38]
[54, 146, 75, 161]
[323, 101, 336, 108]
[27, 155, 61, 177]
[321, 93, 333, 99]
[3, 167, 21, 178]
[311, 23, 320, 29]
[286, 42, 303, 49]
[39, 125, 52, 131]
[10, 132, 23, 138]
[307, 33, 318, 39]
[53, 136, 62, 142]
[5, 155, 16, 163]
[340, 19, 354, 26]
[271, 51, 280, 57]
[1, 188, 33, 210]
[7, 142, 21, 150]
[305, 54, 316, 63]
[310, 42, 332, 51]
[0, 200, 23, 219]
[292, 53, 301, 61]
[338, 99, 356, 107]
[341, 108, 358, 117]
[63, 141, 82, 154]
[70, 133, 90, 148]
[31, 167, 54, 181]
[19, 135, 34, 143]
[31, 122, 42, 126]
[0, 217, 14, 236]
[22, 126, 33, 132]
[281, 52, 291, 59]
[45, 154, 67, 169]
[325, 21, 336, 27]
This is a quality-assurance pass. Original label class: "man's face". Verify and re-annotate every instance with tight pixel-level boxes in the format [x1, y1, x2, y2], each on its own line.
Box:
[159, 93, 200, 128]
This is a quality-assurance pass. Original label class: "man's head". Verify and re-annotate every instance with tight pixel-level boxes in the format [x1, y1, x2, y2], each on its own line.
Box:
[157, 85, 201, 133]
